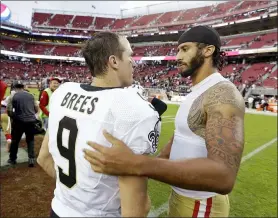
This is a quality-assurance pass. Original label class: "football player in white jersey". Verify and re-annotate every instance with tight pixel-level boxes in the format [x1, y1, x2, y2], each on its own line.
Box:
[126, 83, 146, 96]
[37, 32, 164, 217]
[84, 26, 245, 217]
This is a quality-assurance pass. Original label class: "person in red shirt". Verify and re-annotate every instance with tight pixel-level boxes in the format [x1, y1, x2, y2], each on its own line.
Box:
[1, 113, 12, 151]
[0, 80, 10, 152]
[0, 79, 8, 103]
[39, 77, 61, 130]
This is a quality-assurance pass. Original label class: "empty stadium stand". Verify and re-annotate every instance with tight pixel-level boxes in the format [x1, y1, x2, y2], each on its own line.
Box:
[31, 1, 275, 30]
[130, 13, 163, 27]
[72, 15, 94, 28]
[48, 14, 74, 27]
[94, 17, 115, 29]
[108, 18, 133, 29]
[225, 35, 256, 47]
[25, 43, 54, 55]
[177, 5, 212, 22]
[241, 63, 275, 82]
[154, 11, 181, 25]
[208, 1, 239, 17]
[32, 12, 52, 25]
[263, 68, 278, 88]
[249, 32, 278, 49]
[52, 46, 80, 56]
[2, 39, 22, 51]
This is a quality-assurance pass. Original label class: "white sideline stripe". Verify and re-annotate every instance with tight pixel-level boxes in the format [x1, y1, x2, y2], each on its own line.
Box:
[162, 120, 175, 124]
[241, 138, 277, 163]
[147, 137, 278, 217]
[162, 116, 175, 118]
[162, 118, 175, 121]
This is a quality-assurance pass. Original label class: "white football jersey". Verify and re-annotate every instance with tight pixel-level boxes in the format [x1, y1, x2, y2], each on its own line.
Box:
[125, 84, 147, 99]
[48, 82, 161, 217]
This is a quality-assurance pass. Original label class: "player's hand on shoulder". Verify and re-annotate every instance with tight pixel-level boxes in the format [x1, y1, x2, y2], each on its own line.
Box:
[83, 130, 138, 176]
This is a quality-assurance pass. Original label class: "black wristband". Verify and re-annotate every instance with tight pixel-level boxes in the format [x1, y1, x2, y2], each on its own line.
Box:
[151, 97, 167, 116]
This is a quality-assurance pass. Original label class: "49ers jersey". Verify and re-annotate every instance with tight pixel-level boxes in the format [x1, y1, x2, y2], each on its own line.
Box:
[48, 82, 160, 217]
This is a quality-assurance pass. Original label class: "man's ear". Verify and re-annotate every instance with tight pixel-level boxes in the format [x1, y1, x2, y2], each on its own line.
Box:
[108, 55, 119, 69]
[203, 45, 215, 58]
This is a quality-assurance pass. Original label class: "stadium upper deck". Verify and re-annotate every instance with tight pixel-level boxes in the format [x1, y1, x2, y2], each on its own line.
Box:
[31, 1, 276, 31]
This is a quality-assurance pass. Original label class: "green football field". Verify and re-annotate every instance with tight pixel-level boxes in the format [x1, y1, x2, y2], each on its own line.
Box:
[5, 88, 277, 217]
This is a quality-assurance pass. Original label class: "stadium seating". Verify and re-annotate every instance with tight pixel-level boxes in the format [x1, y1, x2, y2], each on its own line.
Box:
[2, 1, 277, 90]
[241, 63, 275, 82]
[58, 29, 89, 35]
[208, 1, 239, 17]
[177, 6, 213, 22]
[32, 12, 52, 25]
[236, 1, 269, 11]
[1, 57, 277, 90]
[25, 44, 54, 55]
[263, 69, 278, 88]
[0, 59, 90, 82]
[48, 14, 74, 27]
[249, 32, 278, 49]
[72, 16, 94, 28]
[2, 29, 276, 56]
[94, 17, 115, 29]
[154, 11, 181, 25]
[160, 24, 188, 31]
[109, 18, 134, 29]
[2, 39, 22, 51]
[130, 13, 162, 27]
[52, 46, 80, 56]
[220, 64, 247, 76]
[133, 44, 176, 56]
[225, 35, 256, 47]
[31, 1, 274, 30]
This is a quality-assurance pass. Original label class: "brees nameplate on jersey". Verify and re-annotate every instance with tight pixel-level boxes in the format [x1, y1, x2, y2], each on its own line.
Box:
[60, 92, 98, 114]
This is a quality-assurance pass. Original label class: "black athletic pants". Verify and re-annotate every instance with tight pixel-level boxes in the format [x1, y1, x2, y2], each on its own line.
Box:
[50, 209, 60, 218]
[9, 119, 36, 161]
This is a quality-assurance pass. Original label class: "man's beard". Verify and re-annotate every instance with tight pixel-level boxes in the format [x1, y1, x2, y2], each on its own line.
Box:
[180, 51, 205, 78]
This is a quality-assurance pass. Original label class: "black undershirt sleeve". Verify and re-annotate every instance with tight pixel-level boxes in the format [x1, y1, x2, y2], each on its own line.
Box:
[151, 97, 167, 117]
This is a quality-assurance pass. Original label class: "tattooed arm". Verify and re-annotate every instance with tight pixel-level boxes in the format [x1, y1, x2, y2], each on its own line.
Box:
[205, 82, 245, 176]
[128, 82, 245, 194]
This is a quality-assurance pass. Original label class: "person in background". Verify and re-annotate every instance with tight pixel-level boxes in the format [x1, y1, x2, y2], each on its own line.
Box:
[0, 80, 10, 151]
[39, 77, 61, 130]
[1, 113, 12, 152]
[7, 81, 39, 167]
[39, 77, 50, 100]
[0, 79, 7, 103]
[260, 95, 269, 111]
[248, 96, 254, 109]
